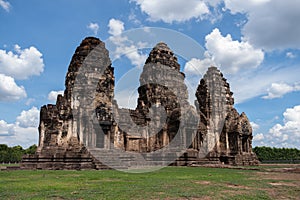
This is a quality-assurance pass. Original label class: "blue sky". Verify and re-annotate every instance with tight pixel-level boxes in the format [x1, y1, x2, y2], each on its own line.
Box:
[0, 0, 300, 148]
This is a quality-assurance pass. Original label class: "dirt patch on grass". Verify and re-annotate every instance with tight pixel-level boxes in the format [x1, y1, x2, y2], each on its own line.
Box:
[219, 189, 252, 199]
[194, 181, 211, 185]
[269, 182, 298, 187]
[256, 171, 300, 181]
[254, 170, 300, 199]
[265, 167, 300, 174]
[226, 183, 250, 189]
[163, 197, 212, 200]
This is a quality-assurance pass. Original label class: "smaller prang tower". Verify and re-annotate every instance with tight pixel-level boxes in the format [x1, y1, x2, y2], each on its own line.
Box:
[195, 67, 257, 165]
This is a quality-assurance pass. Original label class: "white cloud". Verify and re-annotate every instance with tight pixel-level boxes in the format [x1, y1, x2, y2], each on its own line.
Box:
[250, 122, 260, 132]
[108, 19, 147, 68]
[115, 44, 147, 68]
[183, 28, 264, 76]
[0, 0, 11, 12]
[184, 56, 214, 76]
[230, 66, 300, 104]
[262, 82, 300, 99]
[0, 74, 27, 101]
[204, 0, 223, 7]
[48, 90, 64, 102]
[236, 0, 300, 51]
[193, 0, 300, 51]
[0, 120, 13, 136]
[0, 45, 44, 80]
[0, 107, 39, 148]
[16, 107, 39, 128]
[128, 10, 141, 25]
[286, 52, 296, 59]
[266, 105, 300, 148]
[25, 98, 35, 106]
[132, 0, 209, 23]
[0, 124, 38, 148]
[223, 0, 271, 14]
[108, 18, 124, 36]
[205, 28, 264, 74]
[253, 133, 264, 141]
[87, 22, 99, 35]
[251, 122, 264, 144]
[132, 0, 300, 50]
[181, 30, 299, 105]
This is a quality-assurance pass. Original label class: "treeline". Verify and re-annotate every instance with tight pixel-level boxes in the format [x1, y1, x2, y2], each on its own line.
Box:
[253, 146, 300, 163]
[1, 144, 300, 164]
[0, 144, 37, 163]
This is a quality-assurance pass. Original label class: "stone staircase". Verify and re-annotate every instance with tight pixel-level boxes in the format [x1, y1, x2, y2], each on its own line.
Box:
[88, 148, 204, 170]
[21, 145, 227, 170]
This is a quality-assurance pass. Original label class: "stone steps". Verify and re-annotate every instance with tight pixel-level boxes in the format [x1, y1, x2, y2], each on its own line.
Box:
[88, 148, 201, 169]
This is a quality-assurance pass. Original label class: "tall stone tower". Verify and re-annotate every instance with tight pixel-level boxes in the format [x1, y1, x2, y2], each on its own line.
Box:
[117, 42, 194, 152]
[195, 67, 257, 165]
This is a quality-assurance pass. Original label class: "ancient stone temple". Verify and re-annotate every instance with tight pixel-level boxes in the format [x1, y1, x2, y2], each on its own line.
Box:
[21, 37, 258, 170]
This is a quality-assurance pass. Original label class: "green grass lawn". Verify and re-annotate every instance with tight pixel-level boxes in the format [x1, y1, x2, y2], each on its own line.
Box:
[0, 166, 299, 200]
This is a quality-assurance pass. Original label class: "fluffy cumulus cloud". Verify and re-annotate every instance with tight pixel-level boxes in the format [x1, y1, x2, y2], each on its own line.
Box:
[253, 133, 264, 142]
[227, 63, 300, 104]
[0, 123, 38, 148]
[251, 106, 300, 148]
[262, 82, 300, 99]
[184, 54, 215, 76]
[0, 45, 44, 80]
[0, 0, 11, 12]
[250, 122, 259, 132]
[0, 120, 13, 136]
[108, 19, 147, 68]
[87, 22, 99, 35]
[48, 90, 64, 102]
[0, 107, 39, 148]
[130, 0, 300, 51]
[251, 122, 265, 145]
[267, 105, 300, 148]
[108, 18, 125, 36]
[223, 0, 271, 14]
[226, 0, 300, 51]
[16, 107, 39, 128]
[115, 44, 148, 68]
[0, 74, 26, 101]
[132, 0, 209, 23]
[198, 0, 300, 51]
[183, 28, 264, 76]
[204, 28, 264, 74]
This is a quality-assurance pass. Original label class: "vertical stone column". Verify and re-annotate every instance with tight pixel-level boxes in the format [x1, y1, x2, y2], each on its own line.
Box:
[238, 135, 243, 154]
[67, 119, 73, 142]
[37, 121, 45, 152]
[225, 132, 229, 154]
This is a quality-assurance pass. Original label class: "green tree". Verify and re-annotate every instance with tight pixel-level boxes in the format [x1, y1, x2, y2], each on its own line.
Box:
[0, 144, 8, 151]
[25, 144, 37, 155]
[253, 146, 300, 163]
